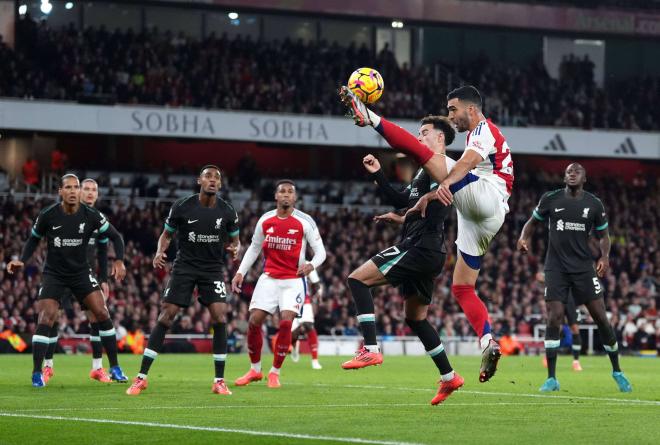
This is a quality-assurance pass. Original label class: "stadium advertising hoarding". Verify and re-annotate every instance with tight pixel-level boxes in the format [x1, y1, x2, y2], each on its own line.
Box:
[1, 99, 658, 160]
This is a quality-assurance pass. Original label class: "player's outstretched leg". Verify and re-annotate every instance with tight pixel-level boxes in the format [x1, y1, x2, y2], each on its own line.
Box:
[585, 299, 632, 392]
[406, 317, 463, 405]
[342, 275, 383, 370]
[235, 310, 268, 386]
[42, 322, 59, 384]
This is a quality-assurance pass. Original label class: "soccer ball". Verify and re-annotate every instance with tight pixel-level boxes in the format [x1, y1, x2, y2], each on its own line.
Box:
[347, 68, 384, 104]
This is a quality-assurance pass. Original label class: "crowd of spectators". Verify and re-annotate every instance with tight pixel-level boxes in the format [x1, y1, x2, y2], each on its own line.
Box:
[0, 167, 658, 354]
[1, 17, 659, 131]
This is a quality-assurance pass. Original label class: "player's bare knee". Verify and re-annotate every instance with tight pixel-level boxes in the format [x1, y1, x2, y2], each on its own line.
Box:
[211, 313, 226, 324]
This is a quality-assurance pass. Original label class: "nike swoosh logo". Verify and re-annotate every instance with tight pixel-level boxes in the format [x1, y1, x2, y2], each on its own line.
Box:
[188, 219, 198, 224]
[52, 226, 62, 230]
[554, 208, 564, 212]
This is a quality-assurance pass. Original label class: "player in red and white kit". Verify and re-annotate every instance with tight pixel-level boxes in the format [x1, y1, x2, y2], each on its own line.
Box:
[290, 267, 323, 369]
[231, 180, 326, 388]
[341, 85, 513, 382]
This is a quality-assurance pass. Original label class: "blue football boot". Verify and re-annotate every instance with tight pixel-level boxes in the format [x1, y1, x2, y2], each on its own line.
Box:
[539, 377, 560, 392]
[109, 365, 128, 383]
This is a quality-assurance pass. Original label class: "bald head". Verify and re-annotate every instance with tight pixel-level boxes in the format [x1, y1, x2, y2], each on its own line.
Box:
[564, 163, 586, 189]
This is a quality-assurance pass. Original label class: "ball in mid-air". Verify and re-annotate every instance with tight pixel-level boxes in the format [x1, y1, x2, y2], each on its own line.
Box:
[347, 67, 384, 104]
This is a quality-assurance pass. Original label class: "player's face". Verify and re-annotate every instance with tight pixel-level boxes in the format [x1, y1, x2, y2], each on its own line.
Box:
[59, 177, 81, 205]
[564, 164, 586, 188]
[417, 124, 443, 150]
[447, 98, 470, 132]
[198, 168, 221, 195]
[275, 184, 296, 209]
[81, 181, 98, 206]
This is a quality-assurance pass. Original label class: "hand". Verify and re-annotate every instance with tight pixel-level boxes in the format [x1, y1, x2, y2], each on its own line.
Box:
[535, 272, 545, 284]
[436, 182, 453, 206]
[406, 195, 430, 218]
[101, 282, 110, 297]
[153, 251, 167, 269]
[373, 212, 404, 225]
[7, 260, 24, 274]
[231, 273, 244, 294]
[226, 243, 240, 261]
[362, 154, 381, 174]
[596, 257, 609, 278]
[517, 238, 530, 253]
[297, 263, 315, 277]
[112, 260, 126, 281]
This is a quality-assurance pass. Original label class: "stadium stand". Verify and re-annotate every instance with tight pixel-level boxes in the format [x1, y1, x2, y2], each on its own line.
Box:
[1, 17, 658, 131]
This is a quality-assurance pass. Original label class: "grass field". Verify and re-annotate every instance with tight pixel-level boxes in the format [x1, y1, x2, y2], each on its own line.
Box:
[1, 353, 659, 444]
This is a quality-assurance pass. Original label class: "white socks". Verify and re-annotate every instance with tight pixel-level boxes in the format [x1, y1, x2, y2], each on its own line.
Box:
[480, 333, 493, 350]
[92, 358, 103, 370]
[251, 362, 261, 373]
[367, 109, 381, 127]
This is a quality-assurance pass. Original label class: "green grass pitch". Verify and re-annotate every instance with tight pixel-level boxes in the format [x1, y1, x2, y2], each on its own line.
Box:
[1, 353, 659, 444]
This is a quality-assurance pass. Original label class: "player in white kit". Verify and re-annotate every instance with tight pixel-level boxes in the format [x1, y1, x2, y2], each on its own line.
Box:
[231, 180, 326, 388]
[340, 85, 514, 382]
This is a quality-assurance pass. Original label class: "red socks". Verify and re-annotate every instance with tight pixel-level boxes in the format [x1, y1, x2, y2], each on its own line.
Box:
[247, 323, 263, 364]
[451, 284, 491, 338]
[273, 320, 293, 369]
[307, 328, 319, 360]
[377, 118, 435, 165]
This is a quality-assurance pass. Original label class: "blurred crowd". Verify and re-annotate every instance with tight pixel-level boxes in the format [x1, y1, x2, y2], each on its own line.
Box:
[0, 167, 658, 354]
[1, 17, 658, 131]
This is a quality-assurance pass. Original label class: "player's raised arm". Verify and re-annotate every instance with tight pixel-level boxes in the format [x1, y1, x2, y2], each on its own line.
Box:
[364, 154, 410, 209]
[232, 216, 266, 292]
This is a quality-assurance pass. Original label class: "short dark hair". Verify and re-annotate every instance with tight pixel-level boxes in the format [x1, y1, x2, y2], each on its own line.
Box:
[419, 115, 456, 146]
[199, 164, 221, 176]
[60, 173, 79, 187]
[275, 179, 296, 190]
[447, 85, 482, 108]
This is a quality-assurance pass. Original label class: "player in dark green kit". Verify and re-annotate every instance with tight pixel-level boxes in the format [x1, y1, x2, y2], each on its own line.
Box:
[7, 174, 128, 387]
[518, 163, 632, 392]
[126, 165, 240, 396]
[342, 115, 464, 405]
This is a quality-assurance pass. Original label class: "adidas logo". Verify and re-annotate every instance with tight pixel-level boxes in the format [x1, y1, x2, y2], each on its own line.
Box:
[266, 227, 275, 234]
[543, 134, 566, 152]
[614, 137, 637, 155]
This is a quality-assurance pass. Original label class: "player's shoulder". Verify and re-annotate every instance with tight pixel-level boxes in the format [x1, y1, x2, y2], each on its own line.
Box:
[80, 203, 102, 215]
[258, 209, 278, 222]
[170, 194, 198, 212]
[39, 202, 60, 217]
[216, 196, 237, 213]
[541, 188, 564, 201]
[583, 190, 605, 207]
[292, 209, 317, 228]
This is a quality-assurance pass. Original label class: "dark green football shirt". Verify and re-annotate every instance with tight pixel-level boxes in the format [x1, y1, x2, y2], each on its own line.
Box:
[533, 189, 608, 273]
